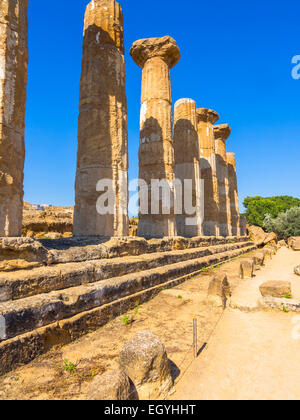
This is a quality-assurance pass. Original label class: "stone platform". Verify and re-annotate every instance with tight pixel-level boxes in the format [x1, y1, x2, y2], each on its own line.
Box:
[0, 236, 255, 375]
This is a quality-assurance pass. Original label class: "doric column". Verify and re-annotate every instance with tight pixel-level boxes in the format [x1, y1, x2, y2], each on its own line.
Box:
[0, 0, 28, 236]
[74, 0, 129, 237]
[214, 124, 231, 237]
[130, 36, 180, 238]
[196, 108, 220, 236]
[227, 152, 241, 236]
[174, 98, 202, 237]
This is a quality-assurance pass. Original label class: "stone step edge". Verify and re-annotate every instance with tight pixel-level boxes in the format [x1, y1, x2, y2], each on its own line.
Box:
[0, 245, 257, 342]
[0, 241, 254, 302]
[0, 244, 256, 376]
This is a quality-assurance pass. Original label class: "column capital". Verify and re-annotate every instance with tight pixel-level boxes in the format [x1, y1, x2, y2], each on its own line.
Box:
[214, 124, 231, 141]
[196, 108, 219, 125]
[130, 36, 181, 68]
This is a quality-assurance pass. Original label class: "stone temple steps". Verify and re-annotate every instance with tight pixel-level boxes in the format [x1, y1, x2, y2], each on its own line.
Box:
[0, 239, 256, 375]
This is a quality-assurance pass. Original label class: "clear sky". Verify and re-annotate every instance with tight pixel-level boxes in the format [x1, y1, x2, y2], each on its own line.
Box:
[24, 0, 300, 212]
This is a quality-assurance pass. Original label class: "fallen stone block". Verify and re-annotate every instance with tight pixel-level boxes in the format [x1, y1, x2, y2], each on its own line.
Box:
[86, 369, 131, 401]
[291, 237, 300, 251]
[278, 240, 287, 248]
[0, 238, 49, 272]
[259, 281, 292, 298]
[207, 271, 231, 307]
[294, 266, 300, 276]
[239, 259, 254, 279]
[119, 330, 172, 400]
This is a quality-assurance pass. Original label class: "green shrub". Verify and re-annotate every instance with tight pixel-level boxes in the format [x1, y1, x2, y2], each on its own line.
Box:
[263, 206, 300, 240]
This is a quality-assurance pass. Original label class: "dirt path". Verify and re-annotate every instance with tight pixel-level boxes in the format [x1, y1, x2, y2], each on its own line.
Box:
[171, 248, 300, 400]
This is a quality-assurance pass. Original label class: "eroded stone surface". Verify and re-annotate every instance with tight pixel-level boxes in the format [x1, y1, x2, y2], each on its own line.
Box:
[87, 369, 131, 400]
[207, 271, 231, 307]
[119, 330, 172, 399]
[239, 258, 254, 279]
[74, 0, 128, 237]
[174, 99, 202, 237]
[227, 153, 240, 236]
[197, 108, 219, 236]
[130, 36, 180, 69]
[214, 124, 231, 237]
[259, 281, 292, 298]
[0, 0, 28, 236]
[130, 36, 180, 238]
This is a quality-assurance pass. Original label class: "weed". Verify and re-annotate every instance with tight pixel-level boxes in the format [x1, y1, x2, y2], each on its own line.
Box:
[201, 267, 208, 273]
[283, 305, 289, 313]
[121, 315, 130, 325]
[178, 295, 183, 299]
[63, 359, 77, 375]
[284, 294, 292, 299]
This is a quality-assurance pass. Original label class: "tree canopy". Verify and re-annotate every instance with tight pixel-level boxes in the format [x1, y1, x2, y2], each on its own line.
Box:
[243, 196, 300, 227]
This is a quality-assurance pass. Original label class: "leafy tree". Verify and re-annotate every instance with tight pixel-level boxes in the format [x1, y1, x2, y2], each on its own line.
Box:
[263, 207, 300, 239]
[243, 196, 300, 227]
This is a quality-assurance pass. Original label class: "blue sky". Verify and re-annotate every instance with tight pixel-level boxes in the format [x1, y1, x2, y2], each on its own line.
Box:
[25, 0, 300, 211]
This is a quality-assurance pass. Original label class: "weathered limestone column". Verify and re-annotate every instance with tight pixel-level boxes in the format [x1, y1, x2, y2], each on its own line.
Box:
[214, 124, 231, 237]
[0, 0, 28, 236]
[196, 108, 220, 236]
[74, 0, 129, 237]
[130, 36, 180, 238]
[227, 152, 241, 236]
[174, 98, 203, 237]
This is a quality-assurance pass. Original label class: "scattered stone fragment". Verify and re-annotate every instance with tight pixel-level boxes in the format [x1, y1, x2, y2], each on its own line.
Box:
[119, 330, 173, 400]
[251, 252, 265, 267]
[278, 240, 287, 248]
[294, 266, 300, 276]
[207, 271, 231, 307]
[87, 369, 131, 400]
[239, 259, 254, 279]
[291, 237, 300, 251]
[259, 281, 292, 298]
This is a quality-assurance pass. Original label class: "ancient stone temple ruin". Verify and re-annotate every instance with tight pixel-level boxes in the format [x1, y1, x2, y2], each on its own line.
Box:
[0, 0, 246, 240]
[0, 0, 253, 379]
[73, 0, 129, 237]
[0, 0, 28, 237]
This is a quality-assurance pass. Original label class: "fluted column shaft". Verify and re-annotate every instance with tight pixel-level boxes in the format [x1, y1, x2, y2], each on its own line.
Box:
[0, 0, 28, 237]
[197, 109, 220, 236]
[214, 124, 231, 237]
[174, 99, 202, 237]
[227, 152, 241, 236]
[130, 36, 180, 238]
[74, 0, 129, 237]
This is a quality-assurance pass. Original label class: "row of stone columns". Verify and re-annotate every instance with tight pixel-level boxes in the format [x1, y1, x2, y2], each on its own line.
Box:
[0, 0, 245, 239]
